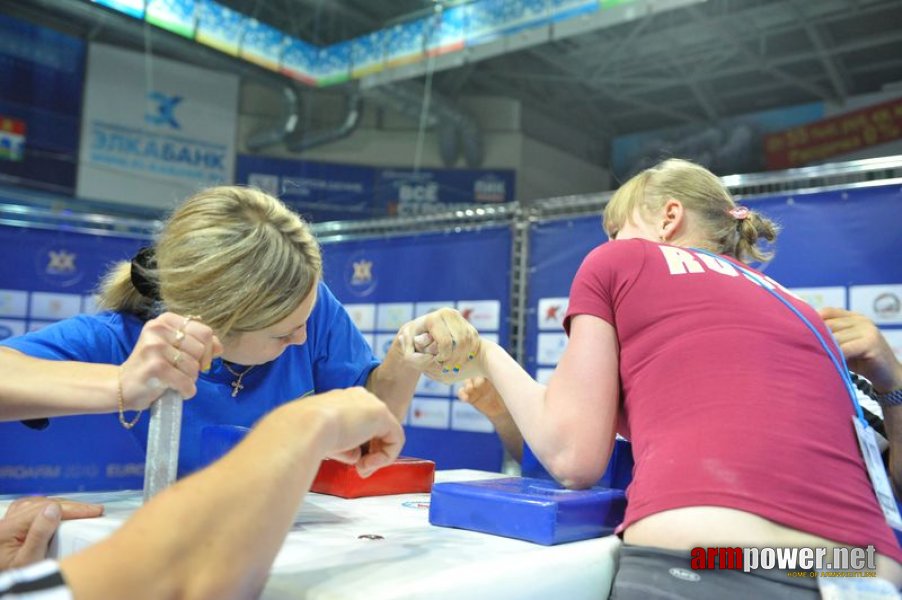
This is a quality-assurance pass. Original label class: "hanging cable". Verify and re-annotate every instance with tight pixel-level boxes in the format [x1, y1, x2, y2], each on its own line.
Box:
[413, 3, 442, 173]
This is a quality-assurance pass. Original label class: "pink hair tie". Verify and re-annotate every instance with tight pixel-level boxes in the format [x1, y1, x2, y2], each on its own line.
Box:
[729, 206, 750, 220]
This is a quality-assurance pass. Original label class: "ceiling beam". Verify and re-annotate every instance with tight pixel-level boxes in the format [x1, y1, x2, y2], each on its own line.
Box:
[685, 4, 834, 102]
[528, 46, 704, 126]
[791, 0, 850, 101]
[590, 26, 902, 100]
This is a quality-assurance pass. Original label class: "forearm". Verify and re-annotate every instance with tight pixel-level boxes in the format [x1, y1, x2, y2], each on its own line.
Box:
[0, 348, 118, 420]
[488, 410, 524, 463]
[480, 335, 618, 488]
[61, 401, 331, 600]
[883, 406, 902, 494]
[479, 343, 571, 477]
[877, 363, 902, 493]
[366, 339, 422, 420]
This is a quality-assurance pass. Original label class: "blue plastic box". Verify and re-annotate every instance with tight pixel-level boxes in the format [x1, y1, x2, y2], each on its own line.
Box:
[429, 477, 626, 545]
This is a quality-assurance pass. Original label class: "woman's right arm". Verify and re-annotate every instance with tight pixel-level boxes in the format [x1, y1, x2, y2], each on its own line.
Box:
[475, 314, 620, 489]
[0, 347, 120, 419]
[0, 312, 219, 421]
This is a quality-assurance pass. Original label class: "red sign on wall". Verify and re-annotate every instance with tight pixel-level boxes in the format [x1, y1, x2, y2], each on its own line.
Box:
[764, 97, 902, 170]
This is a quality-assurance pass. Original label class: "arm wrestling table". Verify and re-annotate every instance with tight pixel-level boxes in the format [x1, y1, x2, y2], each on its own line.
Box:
[1, 470, 621, 599]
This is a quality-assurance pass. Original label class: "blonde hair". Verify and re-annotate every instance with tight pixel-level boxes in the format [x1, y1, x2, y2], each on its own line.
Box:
[98, 186, 322, 337]
[603, 158, 779, 264]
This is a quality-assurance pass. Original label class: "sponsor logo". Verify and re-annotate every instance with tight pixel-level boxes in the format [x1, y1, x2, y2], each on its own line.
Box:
[345, 252, 377, 297]
[37, 248, 83, 287]
[352, 260, 373, 285]
[474, 175, 506, 203]
[669, 568, 701, 582]
[47, 250, 76, 274]
[248, 173, 280, 196]
[874, 293, 900, 319]
[145, 91, 183, 129]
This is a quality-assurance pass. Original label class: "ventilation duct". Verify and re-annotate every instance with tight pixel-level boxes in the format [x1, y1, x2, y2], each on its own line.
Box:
[285, 91, 363, 153]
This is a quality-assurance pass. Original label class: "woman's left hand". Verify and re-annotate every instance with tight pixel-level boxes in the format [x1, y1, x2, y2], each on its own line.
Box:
[395, 308, 481, 383]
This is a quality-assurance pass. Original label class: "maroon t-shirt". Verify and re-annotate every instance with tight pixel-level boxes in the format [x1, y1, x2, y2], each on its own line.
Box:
[564, 238, 902, 562]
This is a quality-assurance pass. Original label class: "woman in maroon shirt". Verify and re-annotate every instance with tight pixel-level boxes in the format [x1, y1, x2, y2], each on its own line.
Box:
[470, 158, 902, 599]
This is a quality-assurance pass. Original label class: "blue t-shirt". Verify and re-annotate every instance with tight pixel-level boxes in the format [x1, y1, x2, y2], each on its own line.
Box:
[0, 281, 380, 476]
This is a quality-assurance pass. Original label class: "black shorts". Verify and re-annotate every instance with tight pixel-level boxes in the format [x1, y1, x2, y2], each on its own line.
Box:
[609, 544, 820, 600]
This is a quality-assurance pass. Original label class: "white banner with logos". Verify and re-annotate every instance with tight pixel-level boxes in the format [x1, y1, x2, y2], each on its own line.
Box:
[77, 43, 238, 208]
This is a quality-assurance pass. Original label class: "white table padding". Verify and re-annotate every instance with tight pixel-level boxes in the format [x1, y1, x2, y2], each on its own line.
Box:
[2, 470, 621, 599]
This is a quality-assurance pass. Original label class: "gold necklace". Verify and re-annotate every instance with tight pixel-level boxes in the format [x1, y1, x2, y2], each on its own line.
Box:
[222, 361, 255, 397]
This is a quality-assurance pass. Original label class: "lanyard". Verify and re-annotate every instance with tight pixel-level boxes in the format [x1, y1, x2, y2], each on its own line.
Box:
[691, 248, 865, 425]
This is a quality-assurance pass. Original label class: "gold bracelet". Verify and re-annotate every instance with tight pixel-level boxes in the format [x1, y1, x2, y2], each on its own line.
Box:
[118, 366, 143, 430]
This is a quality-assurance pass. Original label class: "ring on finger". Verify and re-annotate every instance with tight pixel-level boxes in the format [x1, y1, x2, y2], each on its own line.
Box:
[181, 314, 202, 329]
[172, 350, 183, 367]
[173, 328, 186, 349]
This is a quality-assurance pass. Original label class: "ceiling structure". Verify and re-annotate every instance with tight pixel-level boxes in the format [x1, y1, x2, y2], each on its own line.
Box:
[217, 0, 902, 165]
[4, 0, 902, 171]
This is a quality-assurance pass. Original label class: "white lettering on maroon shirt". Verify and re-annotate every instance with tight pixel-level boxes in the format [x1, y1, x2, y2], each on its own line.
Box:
[659, 246, 705, 275]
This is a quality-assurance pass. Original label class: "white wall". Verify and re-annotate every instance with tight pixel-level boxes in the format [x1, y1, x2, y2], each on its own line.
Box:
[518, 136, 610, 202]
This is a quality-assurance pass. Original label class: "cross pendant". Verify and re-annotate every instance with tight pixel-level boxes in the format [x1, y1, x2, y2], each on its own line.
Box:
[230, 380, 244, 397]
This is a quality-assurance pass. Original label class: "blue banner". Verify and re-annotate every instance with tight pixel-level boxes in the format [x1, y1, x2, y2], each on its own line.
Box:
[236, 154, 379, 223]
[0, 14, 85, 194]
[0, 224, 148, 493]
[374, 167, 515, 216]
[235, 155, 517, 223]
[321, 227, 513, 471]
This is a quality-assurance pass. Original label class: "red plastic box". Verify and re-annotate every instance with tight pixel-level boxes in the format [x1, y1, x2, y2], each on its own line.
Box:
[311, 457, 436, 499]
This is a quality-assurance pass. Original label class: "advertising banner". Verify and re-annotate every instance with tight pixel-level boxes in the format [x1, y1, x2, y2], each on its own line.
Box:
[240, 19, 285, 71]
[281, 38, 318, 86]
[765, 96, 902, 170]
[351, 31, 385, 79]
[235, 155, 517, 222]
[195, 0, 244, 56]
[77, 43, 238, 209]
[236, 154, 378, 223]
[384, 19, 428, 68]
[316, 41, 352, 87]
[375, 167, 516, 216]
[145, 0, 197, 38]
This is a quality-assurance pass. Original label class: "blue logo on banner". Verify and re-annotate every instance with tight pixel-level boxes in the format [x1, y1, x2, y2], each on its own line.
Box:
[345, 251, 377, 297]
[145, 92, 183, 129]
